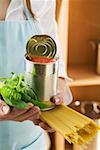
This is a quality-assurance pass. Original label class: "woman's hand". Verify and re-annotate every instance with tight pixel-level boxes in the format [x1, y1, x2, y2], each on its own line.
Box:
[0, 99, 53, 132]
[50, 93, 63, 105]
[50, 77, 72, 105]
[0, 99, 40, 122]
[50, 77, 67, 105]
[0, 77, 70, 132]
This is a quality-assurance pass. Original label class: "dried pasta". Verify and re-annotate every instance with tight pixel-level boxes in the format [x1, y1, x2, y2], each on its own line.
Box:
[41, 105, 99, 145]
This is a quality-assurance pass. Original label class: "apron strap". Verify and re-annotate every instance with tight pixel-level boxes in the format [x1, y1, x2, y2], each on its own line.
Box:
[23, 0, 43, 34]
[23, 0, 35, 20]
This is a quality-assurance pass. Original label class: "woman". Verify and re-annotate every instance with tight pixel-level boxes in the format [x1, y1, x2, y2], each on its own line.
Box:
[0, 0, 72, 149]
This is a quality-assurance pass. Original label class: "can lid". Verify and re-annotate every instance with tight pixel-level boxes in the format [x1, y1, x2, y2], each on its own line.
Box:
[26, 35, 57, 59]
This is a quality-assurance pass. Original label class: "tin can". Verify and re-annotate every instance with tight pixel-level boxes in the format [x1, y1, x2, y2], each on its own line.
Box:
[24, 56, 59, 109]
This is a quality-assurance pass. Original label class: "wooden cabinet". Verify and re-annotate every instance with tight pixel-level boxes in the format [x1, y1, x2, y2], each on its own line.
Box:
[54, 0, 100, 150]
[67, 0, 100, 101]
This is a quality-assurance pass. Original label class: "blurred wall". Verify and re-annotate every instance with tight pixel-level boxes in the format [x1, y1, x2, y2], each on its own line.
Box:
[68, 0, 100, 66]
[57, 0, 69, 68]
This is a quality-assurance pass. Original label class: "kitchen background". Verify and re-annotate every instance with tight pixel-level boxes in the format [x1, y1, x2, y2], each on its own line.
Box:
[52, 0, 100, 150]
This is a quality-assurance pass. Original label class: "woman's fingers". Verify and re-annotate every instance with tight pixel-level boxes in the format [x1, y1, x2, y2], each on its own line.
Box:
[33, 118, 54, 133]
[0, 100, 54, 132]
[24, 113, 40, 123]
[0, 101, 40, 122]
[33, 118, 42, 125]
[9, 103, 33, 118]
[50, 93, 63, 105]
[2, 103, 33, 120]
[0, 99, 10, 116]
[14, 106, 40, 122]
[39, 122, 54, 133]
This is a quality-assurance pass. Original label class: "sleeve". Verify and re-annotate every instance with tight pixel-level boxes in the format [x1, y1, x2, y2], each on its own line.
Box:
[49, 19, 68, 79]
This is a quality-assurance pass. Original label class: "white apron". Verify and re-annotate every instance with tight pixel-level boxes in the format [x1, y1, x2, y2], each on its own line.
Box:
[0, 1, 49, 149]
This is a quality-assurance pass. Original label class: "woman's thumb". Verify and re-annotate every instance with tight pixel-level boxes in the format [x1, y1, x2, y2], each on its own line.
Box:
[50, 93, 63, 105]
[0, 100, 10, 116]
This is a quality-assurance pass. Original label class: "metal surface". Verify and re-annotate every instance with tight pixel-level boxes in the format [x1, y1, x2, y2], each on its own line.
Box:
[24, 57, 59, 109]
[26, 35, 57, 59]
[96, 44, 100, 74]
[89, 40, 100, 74]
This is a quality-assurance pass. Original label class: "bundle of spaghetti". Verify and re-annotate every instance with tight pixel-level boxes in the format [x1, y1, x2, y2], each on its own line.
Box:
[41, 105, 100, 145]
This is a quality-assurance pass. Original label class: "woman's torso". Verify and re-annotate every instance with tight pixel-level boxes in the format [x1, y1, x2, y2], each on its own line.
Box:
[0, 1, 52, 149]
[0, 0, 55, 77]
